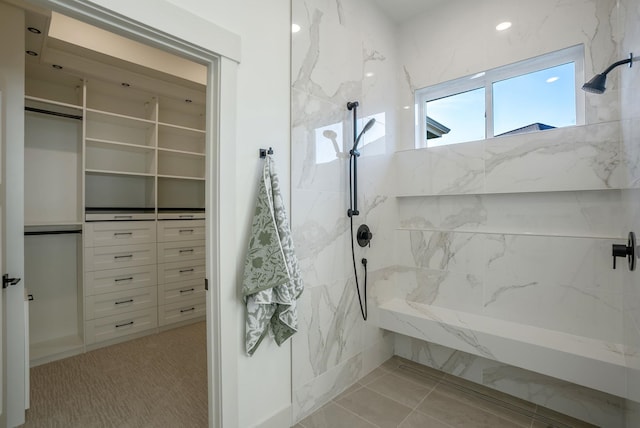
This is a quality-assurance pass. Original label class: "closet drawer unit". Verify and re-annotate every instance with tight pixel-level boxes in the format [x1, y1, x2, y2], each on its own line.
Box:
[85, 307, 157, 345]
[157, 240, 205, 264]
[158, 278, 205, 306]
[85, 265, 157, 296]
[85, 286, 157, 320]
[157, 261, 205, 285]
[84, 243, 157, 271]
[158, 298, 206, 326]
[85, 221, 156, 247]
[157, 220, 205, 242]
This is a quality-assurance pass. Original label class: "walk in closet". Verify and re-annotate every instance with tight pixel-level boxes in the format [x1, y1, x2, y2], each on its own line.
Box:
[23, 10, 207, 366]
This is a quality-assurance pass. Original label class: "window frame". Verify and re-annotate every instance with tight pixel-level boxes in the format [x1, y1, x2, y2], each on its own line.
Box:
[415, 44, 585, 148]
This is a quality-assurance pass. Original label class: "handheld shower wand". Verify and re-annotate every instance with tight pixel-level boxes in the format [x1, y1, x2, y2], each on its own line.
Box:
[346, 101, 375, 321]
[347, 102, 375, 217]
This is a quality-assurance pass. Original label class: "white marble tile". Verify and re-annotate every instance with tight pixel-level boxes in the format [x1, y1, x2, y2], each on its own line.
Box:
[389, 267, 484, 315]
[293, 352, 363, 422]
[624, 315, 640, 403]
[620, 118, 640, 188]
[379, 299, 627, 398]
[398, 190, 623, 238]
[483, 234, 623, 341]
[429, 141, 485, 195]
[394, 149, 431, 195]
[291, 189, 352, 288]
[292, 276, 365, 389]
[397, 194, 487, 231]
[291, 90, 351, 193]
[482, 190, 623, 238]
[395, 230, 486, 274]
[394, 334, 625, 427]
[485, 122, 623, 193]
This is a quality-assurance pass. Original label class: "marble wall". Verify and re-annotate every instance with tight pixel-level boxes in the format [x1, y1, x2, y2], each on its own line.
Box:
[382, 0, 635, 425]
[620, 0, 640, 424]
[290, 0, 397, 421]
[291, 0, 640, 425]
[385, 0, 638, 426]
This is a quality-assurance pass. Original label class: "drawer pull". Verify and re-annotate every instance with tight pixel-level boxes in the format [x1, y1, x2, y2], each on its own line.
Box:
[115, 299, 134, 305]
[114, 277, 134, 282]
[179, 215, 194, 218]
[115, 321, 134, 328]
[179, 288, 195, 294]
[179, 249, 194, 253]
[179, 229, 195, 233]
[113, 232, 133, 236]
[114, 254, 133, 259]
[179, 268, 195, 273]
[180, 307, 195, 313]
[114, 215, 133, 220]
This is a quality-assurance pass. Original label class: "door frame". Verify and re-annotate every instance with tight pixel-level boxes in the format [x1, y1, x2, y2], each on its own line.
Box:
[7, 1, 241, 426]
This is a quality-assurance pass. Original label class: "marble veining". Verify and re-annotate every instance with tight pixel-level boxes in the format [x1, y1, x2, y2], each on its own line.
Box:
[484, 281, 539, 308]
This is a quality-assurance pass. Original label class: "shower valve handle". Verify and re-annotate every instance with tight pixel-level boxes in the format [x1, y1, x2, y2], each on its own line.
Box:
[357, 224, 373, 248]
[612, 232, 636, 271]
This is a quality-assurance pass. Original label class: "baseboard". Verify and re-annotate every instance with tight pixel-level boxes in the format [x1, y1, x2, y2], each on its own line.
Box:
[252, 404, 292, 428]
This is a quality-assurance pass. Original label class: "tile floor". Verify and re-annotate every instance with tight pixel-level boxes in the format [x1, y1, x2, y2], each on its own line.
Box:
[293, 356, 597, 428]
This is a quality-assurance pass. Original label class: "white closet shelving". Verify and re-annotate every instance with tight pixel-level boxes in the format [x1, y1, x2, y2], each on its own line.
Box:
[24, 66, 84, 365]
[25, 57, 206, 365]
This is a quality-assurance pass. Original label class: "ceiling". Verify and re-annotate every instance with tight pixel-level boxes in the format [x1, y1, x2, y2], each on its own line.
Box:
[23, 8, 206, 102]
[372, 0, 446, 23]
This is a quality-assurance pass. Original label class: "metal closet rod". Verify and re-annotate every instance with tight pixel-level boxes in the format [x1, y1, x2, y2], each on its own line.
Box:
[24, 229, 82, 236]
[25, 106, 83, 121]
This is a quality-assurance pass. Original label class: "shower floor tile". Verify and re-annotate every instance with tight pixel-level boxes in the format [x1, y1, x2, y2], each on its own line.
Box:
[295, 356, 598, 428]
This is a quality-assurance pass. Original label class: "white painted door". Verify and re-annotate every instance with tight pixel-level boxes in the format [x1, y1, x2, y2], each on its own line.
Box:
[0, 3, 27, 427]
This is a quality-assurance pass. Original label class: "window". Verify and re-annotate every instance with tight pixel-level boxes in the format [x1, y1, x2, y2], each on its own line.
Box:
[415, 45, 584, 148]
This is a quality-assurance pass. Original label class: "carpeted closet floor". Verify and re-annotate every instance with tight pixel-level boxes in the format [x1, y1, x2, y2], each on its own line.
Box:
[24, 322, 208, 428]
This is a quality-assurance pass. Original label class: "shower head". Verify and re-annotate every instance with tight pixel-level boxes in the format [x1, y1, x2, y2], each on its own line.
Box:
[351, 118, 376, 154]
[582, 53, 634, 94]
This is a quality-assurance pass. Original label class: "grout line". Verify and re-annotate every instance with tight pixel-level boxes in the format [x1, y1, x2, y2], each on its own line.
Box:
[331, 399, 382, 428]
[397, 364, 577, 428]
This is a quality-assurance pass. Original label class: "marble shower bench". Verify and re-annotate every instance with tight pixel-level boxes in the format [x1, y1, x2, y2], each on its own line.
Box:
[376, 298, 627, 398]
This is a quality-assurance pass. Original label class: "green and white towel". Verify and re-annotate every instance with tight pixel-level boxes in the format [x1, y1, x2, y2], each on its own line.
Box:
[242, 154, 304, 356]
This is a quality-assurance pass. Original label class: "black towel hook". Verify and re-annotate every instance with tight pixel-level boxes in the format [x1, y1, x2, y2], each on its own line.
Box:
[259, 147, 274, 158]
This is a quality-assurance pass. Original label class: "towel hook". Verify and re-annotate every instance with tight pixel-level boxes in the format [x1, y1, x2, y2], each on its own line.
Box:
[259, 147, 274, 158]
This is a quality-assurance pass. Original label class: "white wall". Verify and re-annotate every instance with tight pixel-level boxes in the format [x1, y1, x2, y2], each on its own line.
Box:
[78, 0, 293, 427]
[161, 2, 293, 427]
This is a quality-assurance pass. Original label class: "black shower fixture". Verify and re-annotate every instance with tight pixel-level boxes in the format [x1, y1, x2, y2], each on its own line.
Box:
[582, 53, 634, 94]
[347, 101, 375, 218]
[346, 101, 374, 321]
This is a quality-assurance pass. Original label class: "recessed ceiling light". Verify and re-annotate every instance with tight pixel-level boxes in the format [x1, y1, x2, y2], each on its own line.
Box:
[26, 50, 38, 56]
[365, 72, 375, 78]
[27, 27, 41, 34]
[496, 21, 512, 31]
[121, 82, 130, 87]
[292, 23, 301, 33]
[52, 64, 63, 69]
[546, 76, 559, 83]
[403, 106, 410, 110]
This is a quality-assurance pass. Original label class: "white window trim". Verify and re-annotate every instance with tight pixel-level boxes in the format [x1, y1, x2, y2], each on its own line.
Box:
[415, 44, 585, 148]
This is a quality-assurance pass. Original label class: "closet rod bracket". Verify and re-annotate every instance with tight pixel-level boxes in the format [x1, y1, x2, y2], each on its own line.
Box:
[2, 273, 21, 289]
